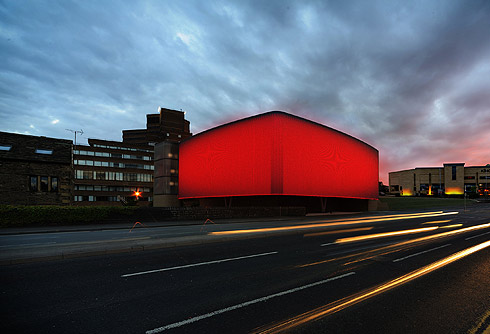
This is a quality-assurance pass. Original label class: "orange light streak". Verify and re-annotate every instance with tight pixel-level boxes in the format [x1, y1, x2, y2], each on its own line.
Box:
[209, 211, 458, 236]
[256, 239, 490, 334]
[298, 223, 490, 270]
[422, 220, 451, 225]
[335, 226, 439, 244]
[439, 224, 463, 229]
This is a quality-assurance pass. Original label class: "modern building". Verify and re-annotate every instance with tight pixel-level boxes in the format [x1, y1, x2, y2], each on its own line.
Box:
[123, 107, 191, 145]
[154, 111, 379, 212]
[389, 163, 490, 197]
[0, 132, 72, 205]
[73, 139, 155, 205]
[73, 107, 191, 206]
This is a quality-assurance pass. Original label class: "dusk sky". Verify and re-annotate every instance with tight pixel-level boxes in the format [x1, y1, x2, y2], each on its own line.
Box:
[1, 0, 489, 183]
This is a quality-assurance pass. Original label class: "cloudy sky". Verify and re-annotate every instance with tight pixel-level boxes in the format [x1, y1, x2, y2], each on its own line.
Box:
[1, 0, 489, 182]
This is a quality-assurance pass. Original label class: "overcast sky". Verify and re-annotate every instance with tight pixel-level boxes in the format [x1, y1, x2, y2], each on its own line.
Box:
[1, 0, 489, 182]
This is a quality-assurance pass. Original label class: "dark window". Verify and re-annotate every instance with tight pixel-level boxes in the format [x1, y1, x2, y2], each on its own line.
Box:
[452, 166, 457, 180]
[40, 176, 49, 192]
[51, 177, 58, 192]
[481, 176, 490, 180]
[29, 176, 38, 191]
[464, 176, 476, 180]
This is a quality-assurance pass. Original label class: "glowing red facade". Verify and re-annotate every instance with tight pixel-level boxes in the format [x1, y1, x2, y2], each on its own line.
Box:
[179, 112, 378, 200]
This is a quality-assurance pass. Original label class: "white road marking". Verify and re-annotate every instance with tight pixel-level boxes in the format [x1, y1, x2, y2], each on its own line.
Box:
[145, 272, 355, 333]
[392, 244, 451, 262]
[465, 231, 490, 240]
[121, 251, 279, 278]
[320, 242, 336, 246]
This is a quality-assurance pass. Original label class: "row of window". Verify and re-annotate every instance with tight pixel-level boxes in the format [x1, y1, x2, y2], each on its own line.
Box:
[74, 159, 154, 170]
[73, 150, 152, 160]
[464, 176, 490, 180]
[75, 185, 151, 192]
[92, 144, 153, 153]
[0, 145, 54, 155]
[75, 170, 153, 182]
[74, 195, 153, 202]
[29, 176, 59, 192]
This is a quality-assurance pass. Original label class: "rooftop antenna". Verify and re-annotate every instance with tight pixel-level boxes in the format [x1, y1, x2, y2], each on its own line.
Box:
[65, 129, 83, 148]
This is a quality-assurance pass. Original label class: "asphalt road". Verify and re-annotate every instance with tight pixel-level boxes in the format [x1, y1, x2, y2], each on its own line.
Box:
[1, 206, 489, 334]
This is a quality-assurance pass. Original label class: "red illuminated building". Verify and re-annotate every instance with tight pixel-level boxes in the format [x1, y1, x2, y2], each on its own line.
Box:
[177, 111, 378, 212]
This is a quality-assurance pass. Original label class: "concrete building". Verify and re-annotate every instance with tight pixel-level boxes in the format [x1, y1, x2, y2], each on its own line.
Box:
[73, 139, 154, 205]
[389, 163, 490, 197]
[123, 107, 191, 145]
[0, 132, 72, 205]
[73, 107, 191, 206]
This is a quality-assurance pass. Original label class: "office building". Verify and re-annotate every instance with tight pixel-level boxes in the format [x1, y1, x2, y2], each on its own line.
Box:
[73, 107, 191, 206]
[389, 163, 490, 197]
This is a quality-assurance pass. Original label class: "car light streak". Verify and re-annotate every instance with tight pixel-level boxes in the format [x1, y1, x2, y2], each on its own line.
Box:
[439, 224, 463, 229]
[335, 226, 439, 244]
[307, 223, 490, 269]
[255, 239, 490, 334]
[209, 211, 458, 236]
[421, 219, 451, 224]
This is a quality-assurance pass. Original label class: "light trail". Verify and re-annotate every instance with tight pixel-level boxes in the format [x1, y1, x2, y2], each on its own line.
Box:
[421, 220, 452, 225]
[304, 223, 490, 270]
[439, 224, 463, 229]
[335, 226, 439, 244]
[255, 239, 490, 334]
[209, 211, 458, 236]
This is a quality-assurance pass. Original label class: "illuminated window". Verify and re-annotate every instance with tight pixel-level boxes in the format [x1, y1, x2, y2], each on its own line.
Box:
[0, 145, 12, 151]
[29, 176, 38, 191]
[40, 176, 49, 192]
[35, 149, 53, 155]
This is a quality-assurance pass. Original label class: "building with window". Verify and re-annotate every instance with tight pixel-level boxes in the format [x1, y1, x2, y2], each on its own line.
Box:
[123, 107, 191, 145]
[73, 107, 192, 206]
[389, 163, 490, 197]
[0, 132, 72, 205]
[73, 139, 154, 205]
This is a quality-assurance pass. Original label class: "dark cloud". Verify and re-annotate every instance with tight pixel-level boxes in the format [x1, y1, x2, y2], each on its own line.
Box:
[1, 0, 489, 182]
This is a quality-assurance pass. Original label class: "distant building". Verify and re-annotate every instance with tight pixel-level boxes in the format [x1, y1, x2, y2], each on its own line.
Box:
[389, 163, 490, 197]
[0, 132, 72, 205]
[123, 107, 191, 145]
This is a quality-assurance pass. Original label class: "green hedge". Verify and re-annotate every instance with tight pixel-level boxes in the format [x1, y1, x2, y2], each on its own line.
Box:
[0, 205, 138, 227]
